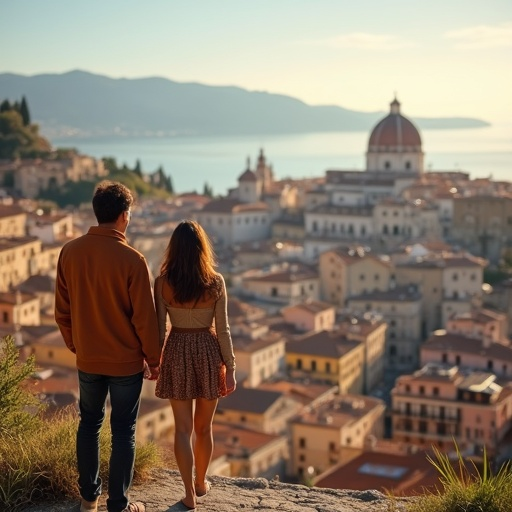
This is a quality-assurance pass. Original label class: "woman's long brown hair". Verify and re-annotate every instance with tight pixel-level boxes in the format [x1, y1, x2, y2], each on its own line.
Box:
[160, 220, 222, 303]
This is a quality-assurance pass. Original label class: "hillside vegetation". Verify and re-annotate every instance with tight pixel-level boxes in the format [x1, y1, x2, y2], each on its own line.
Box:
[0, 96, 51, 158]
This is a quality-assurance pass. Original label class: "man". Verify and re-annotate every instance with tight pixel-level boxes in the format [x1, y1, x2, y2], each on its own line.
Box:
[55, 181, 161, 512]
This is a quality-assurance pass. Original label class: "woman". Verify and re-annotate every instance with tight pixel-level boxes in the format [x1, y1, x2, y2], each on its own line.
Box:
[154, 220, 236, 510]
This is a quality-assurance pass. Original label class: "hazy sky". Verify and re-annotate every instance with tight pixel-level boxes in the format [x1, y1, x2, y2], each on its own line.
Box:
[1, 0, 511, 123]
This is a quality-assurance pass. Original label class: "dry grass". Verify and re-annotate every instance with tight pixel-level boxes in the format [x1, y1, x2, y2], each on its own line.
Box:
[0, 407, 162, 511]
[407, 444, 512, 512]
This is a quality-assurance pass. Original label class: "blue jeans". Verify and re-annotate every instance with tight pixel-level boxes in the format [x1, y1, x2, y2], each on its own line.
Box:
[77, 370, 143, 512]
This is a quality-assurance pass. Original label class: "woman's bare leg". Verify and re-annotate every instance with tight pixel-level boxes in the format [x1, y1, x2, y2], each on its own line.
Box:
[170, 399, 196, 508]
[193, 398, 218, 493]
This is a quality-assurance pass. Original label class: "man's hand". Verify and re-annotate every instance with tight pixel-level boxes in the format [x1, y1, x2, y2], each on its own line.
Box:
[144, 361, 160, 380]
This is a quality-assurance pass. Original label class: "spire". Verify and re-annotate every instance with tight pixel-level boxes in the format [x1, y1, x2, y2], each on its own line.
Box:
[390, 94, 401, 115]
[246, 156, 251, 171]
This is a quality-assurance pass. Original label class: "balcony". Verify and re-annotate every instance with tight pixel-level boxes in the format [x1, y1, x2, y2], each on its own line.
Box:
[392, 409, 460, 422]
[393, 426, 461, 441]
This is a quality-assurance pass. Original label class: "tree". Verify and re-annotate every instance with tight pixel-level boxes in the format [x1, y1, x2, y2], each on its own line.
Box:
[20, 96, 31, 126]
[133, 159, 142, 177]
[0, 99, 11, 113]
[203, 182, 213, 197]
[102, 156, 119, 173]
[0, 335, 41, 436]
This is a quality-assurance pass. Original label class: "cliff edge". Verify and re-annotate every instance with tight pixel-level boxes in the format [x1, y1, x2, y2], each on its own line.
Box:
[22, 469, 414, 511]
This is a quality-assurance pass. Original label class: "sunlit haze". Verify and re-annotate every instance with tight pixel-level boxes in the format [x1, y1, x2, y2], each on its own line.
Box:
[1, 0, 511, 124]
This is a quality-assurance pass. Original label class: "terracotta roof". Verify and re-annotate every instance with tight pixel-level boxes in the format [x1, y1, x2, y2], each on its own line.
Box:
[287, 330, 360, 358]
[368, 99, 422, 149]
[0, 204, 26, 218]
[16, 274, 55, 294]
[238, 169, 258, 182]
[282, 300, 335, 315]
[0, 236, 40, 251]
[0, 291, 38, 305]
[232, 331, 284, 353]
[422, 331, 512, 363]
[244, 264, 318, 284]
[199, 199, 268, 214]
[216, 387, 284, 414]
[257, 380, 338, 406]
[212, 422, 285, 460]
[291, 394, 384, 428]
[326, 248, 392, 269]
[315, 449, 444, 496]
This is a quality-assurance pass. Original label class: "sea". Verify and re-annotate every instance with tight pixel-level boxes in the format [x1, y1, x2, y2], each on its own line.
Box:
[53, 123, 512, 197]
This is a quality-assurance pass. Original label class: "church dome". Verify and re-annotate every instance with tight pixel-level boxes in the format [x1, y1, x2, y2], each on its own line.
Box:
[368, 98, 422, 151]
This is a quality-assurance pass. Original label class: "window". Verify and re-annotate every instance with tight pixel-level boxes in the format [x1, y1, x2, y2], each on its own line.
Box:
[311, 360, 317, 372]
[329, 442, 336, 452]
[419, 386, 425, 395]
[325, 362, 331, 373]
[271, 287, 278, 297]
[455, 355, 461, 365]
[299, 437, 306, 448]
[452, 273, 458, 281]
[487, 360, 493, 370]
[297, 359, 302, 370]
[433, 387, 439, 396]
[2, 312, 8, 323]
[442, 353, 447, 363]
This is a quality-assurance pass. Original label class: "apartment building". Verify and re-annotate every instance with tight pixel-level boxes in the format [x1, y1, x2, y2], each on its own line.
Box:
[420, 329, 512, 379]
[215, 387, 301, 435]
[194, 198, 271, 247]
[0, 291, 40, 327]
[0, 236, 42, 292]
[347, 285, 422, 371]
[212, 422, 289, 480]
[240, 263, 319, 305]
[391, 363, 512, 456]
[13, 154, 106, 199]
[318, 247, 391, 307]
[452, 195, 512, 263]
[0, 204, 27, 237]
[281, 300, 336, 333]
[231, 330, 286, 388]
[26, 212, 74, 244]
[395, 253, 486, 336]
[289, 394, 386, 480]
[286, 330, 365, 394]
[446, 308, 508, 344]
[336, 313, 387, 393]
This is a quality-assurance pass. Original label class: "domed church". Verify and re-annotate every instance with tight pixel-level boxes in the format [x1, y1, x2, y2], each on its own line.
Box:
[366, 97, 424, 175]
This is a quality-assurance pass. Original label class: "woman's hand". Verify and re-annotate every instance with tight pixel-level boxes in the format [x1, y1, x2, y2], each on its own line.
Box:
[225, 368, 237, 395]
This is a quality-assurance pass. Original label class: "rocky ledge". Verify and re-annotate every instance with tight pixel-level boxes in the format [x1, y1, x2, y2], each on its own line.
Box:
[22, 469, 415, 511]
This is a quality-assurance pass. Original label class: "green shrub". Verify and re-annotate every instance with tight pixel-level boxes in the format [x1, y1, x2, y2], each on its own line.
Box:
[0, 335, 43, 436]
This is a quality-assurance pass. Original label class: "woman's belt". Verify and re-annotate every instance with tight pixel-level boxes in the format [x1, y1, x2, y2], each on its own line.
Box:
[171, 326, 213, 333]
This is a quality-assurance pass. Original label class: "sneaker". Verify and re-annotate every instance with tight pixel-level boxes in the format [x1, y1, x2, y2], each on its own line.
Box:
[80, 498, 98, 512]
[122, 502, 146, 512]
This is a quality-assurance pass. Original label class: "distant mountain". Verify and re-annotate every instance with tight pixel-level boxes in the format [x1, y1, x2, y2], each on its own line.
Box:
[0, 70, 490, 139]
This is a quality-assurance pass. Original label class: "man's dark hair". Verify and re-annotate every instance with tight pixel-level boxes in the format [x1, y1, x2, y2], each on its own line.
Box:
[92, 181, 133, 224]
